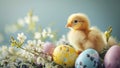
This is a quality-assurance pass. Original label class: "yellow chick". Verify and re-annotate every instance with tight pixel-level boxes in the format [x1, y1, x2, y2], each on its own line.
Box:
[66, 13, 108, 53]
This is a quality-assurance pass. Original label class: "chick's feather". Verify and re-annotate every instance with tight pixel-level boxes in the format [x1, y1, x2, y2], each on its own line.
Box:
[67, 27, 105, 52]
[67, 29, 86, 51]
[86, 27, 105, 51]
[66, 13, 117, 53]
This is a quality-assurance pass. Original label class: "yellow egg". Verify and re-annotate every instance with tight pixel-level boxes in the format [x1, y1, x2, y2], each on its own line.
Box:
[53, 45, 78, 67]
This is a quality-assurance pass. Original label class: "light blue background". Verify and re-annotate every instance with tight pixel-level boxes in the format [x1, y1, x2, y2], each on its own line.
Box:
[0, 0, 120, 45]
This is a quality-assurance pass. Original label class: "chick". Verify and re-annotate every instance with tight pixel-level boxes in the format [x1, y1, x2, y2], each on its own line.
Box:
[66, 13, 112, 53]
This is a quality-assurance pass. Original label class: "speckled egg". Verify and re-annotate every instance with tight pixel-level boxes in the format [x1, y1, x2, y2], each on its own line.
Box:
[75, 49, 100, 68]
[53, 45, 78, 67]
[104, 45, 120, 68]
[43, 42, 55, 56]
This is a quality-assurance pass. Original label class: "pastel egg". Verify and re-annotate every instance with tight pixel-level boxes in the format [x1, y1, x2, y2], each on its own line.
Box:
[104, 45, 120, 68]
[53, 45, 78, 67]
[75, 49, 100, 68]
[43, 42, 55, 55]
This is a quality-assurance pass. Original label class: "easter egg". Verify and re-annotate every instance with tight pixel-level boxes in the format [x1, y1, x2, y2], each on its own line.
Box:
[43, 42, 55, 55]
[104, 45, 120, 68]
[53, 45, 78, 67]
[75, 49, 100, 68]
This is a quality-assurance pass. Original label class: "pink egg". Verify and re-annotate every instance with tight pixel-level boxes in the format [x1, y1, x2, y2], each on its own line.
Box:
[43, 42, 55, 56]
[104, 45, 120, 68]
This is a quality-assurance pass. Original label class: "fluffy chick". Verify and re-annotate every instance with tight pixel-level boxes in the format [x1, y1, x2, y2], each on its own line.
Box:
[66, 13, 109, 53]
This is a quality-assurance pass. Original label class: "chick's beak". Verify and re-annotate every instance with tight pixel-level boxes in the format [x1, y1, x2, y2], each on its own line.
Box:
[66, 23, 72, 28]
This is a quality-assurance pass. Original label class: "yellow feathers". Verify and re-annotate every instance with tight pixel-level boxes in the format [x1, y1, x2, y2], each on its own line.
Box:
[66, 13, 89, 31]
[66, 13, 117, 53]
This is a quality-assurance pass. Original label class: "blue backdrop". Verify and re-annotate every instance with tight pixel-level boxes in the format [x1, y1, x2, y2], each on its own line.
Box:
[0, 0, 120, 45]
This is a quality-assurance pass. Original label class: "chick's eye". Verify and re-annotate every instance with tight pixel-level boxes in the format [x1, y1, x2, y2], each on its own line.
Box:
[73, 20, 78, 24]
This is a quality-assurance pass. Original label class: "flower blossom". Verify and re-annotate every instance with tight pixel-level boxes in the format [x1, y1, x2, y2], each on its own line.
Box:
[17, 19, 25, 27]
[24, 15, 39, 24]
[34, 32, 41, 39]
[17, 33, 27, 43]
[56, 35, 69, 45]
[42, 29, 47, 38]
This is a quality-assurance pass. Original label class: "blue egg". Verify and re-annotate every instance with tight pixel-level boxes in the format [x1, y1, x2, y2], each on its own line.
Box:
[75, 49, 100, 68]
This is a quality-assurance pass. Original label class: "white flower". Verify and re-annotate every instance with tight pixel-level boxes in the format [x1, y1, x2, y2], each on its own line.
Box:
[1, 60, 8, 65]
[27, 40, 36, 47]
[34, 32, 41, 39]
[20, 49, 34, 62]
[46, 27, 54, 38]
[56, 35, 69, 45]
[1, 46, 9, 57]
[48, 34, 54, 38]
[17, 33, 27, 43]
[42, 29, 47, 38]
[24, 16, 31, 24]
[2, 46, 7, 52]
[47, 56, 52, 61]
[36, 57, 44, 64]
[26, 53, 34, 62]
[24, 15, 39, 24]
[32, 15, 39, 22]
[50, 34, 54, 38]
[47, 27, 52, 34]
[8, 47, 15, 54]
[35, 40, 44, 52]
[17, 19, 25, 27]
[37, 40, 44, 46]
[61, 35, 66, 41]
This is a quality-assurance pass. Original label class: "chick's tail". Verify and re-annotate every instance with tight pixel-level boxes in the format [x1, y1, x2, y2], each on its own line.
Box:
[106, 36, 118, 46]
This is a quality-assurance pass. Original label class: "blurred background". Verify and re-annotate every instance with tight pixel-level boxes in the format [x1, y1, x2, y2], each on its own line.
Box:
[0, 0, 120, 45]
